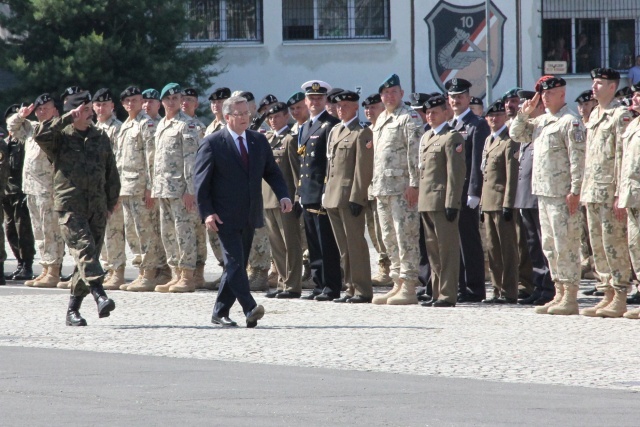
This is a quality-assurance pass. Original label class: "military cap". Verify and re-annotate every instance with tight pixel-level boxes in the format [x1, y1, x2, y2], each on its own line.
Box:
[615, 86, 632, 98]
[535, 75, 566, 92]
[423, 95, 447, 110]
[326, 88, 344, 104]
[516, 90, 536, 100]
[34, 93, 53, 107]
[63, 90, 92, 112]
[258, 94, 278, 110]
[632, 84, 640, 94]
[470, 96, 483, 106]
[575, 90, 594, 103]
[208, 87, 231, 101]
[239, 91, 255, 102]
[93, 88, 113, 103]
[160, 83, 181, 99]
[333, 90, 359, 102]
[410, 93, 431, 109]
[444, 78, 472, 95]
[301, 80, 331, 95]
[485, 100, 506, 116]
[502, 87, 522, 100]
[4, 104, 21, 121]
[61, 86, 82, 103]
[590, 67, 620, 80]
[267, 102, 288, 116]
[362, 93, 381, 107]
[287, 91, 305, 106]
[378, 73, 400, 93]
[142, 88, 160, 100]
[120, 86, 141, 100]
[181, 87, 198, 98]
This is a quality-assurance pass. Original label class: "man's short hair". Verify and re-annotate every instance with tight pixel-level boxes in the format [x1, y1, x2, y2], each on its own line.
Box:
[222, 95, 248, 116]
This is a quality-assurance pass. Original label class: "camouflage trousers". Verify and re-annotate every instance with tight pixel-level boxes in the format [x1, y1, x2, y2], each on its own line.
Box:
[27, 194, 64, 266]
[586, 202, 630, 292]
[248, 223, 271, 270]
[58, 210, 107, 298]
[627, 208, 640, 277]
[121, 195, 167, 270]
[580, 205, 592, 260]
[365, 198, 388, 262]
[207, 228, 224, 265]
[158, 198, 201, 270]
[537, 196, 582, 285]
[100, 203, 129, 270]
[376, 194, 420, 283]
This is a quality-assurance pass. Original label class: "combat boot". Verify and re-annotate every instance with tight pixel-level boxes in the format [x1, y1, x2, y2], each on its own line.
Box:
[57, 279, 71, 289]
[66, 296, 87, 326]
[155, 267, 180, 292]
[534, 283, 564, 314]
[623, 307, 640, 319]
[371, 260, 393, 286]
[248, 267, 269, 291]
[580, 287, 614, 317]
[127, 269, 157, 292]
[103, 266, 125, 290]
[387, 280, 419, 305]
[25, 266, 47, 287]
[193, 264, 206, 289]
[90, 283, 116, 318]
[547, 283, 579, 315]
[372, 279, 403, 305]
[169, 268, 196, 293]
[121, 268, 143, 291]
[13, 260, 34, 281]
[596, 288, 627, 318]
[6, 262, 22, 280]
[32, 265, 61, 288]
[154, 265, 173, 287]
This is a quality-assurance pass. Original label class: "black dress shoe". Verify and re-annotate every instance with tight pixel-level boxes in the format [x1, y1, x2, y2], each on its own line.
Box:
[314, 293, 335, 302]
[518, 292, 542, 305]
[347, 295, 372, 304]
[499, 297, 517, 304]
[211, 315, 238, 327]
[96, 296, 116, 318]
[533, 295, 553, 306]
[482, 297, 500, 304]
[433, 299, 455, 307]
[276, 291, 301, 299]
[583, 286, 597, 296]
[265, 290, 282, 298]
[333, 295, 352, 303]
[420, 298, 436, 307]
[246, 305, 265, 328]
[418, 293, 433, 302]
[517, 289, 531, 299]
[300, 293, 318, 300]
[457, 294, 484, 303]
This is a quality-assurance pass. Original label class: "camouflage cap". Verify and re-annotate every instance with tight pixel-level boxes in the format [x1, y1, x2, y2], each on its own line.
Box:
[120, 86, 141, 100]
[208, 87, 231, 101]
[93, 88, 113, 103]
[575, 90, 594, 103]
[142, 88, 160, 100]
[286, 91, 305, 107]
[378, 74, 400, 93]
[484, 100, 506, 116]
[160, 83, 181, 100]
[362, 93, 381, 107]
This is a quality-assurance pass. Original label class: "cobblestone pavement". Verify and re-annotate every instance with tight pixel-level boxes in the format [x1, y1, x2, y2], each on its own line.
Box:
[1, 242, 640, 393]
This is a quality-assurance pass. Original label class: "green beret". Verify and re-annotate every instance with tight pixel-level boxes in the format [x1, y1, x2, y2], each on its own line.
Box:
[378, 73, 400, 93]
[160, 83, 181, 100]
[286, 91, 305, 106]
[142, 89, 160, 100]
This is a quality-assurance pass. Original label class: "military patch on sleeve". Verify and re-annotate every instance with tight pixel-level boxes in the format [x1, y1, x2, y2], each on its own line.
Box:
[147, 120, 154, 127]
[366, 140, 373, 149]
[410, 111, 419, 119]
[455, 143, 463, 153]
[623, 115, 631, 122]
[571, 119, 584, 142]
[188, 123, 195, 129]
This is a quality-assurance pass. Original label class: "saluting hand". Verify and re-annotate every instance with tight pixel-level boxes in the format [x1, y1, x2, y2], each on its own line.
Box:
[19, 103, 35, 118]
[521, 92, 541, 116]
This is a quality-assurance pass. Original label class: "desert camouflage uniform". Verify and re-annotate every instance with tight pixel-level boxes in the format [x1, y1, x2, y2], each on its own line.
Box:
[7, 113, 64, 266]
[581, 101, 632, 292]
[188, 116, 208, 268]
[510, 105, 585, 286]
[370, 104, 423, 283]
[152, 111, 201, 270]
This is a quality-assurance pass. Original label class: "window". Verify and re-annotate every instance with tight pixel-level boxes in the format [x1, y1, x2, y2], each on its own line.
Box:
[186, 0, 263, 42]
[541, 0, 640, 74]
[283, 0, 390, 41]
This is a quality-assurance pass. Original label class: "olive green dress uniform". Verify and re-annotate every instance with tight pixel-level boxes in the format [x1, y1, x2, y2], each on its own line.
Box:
[418, 124, 466, 305]
[480, 126, 519, 300]
[324, 118, 374, 299]
[263, 125, 302, 293]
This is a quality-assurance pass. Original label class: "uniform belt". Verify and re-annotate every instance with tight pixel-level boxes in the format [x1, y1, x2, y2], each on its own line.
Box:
[305, 207, 327, 215]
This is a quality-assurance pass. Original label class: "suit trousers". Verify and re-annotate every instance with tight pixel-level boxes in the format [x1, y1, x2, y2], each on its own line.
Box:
[327, 207, 373, 298]
[2, 193, 35, 264]
[516, 211, 534, 294]
[484, 211, 519, 300]
[419, 220, 432, 290]
[520, 208, 554, 298]
[586, 202, 630, 292]
[214, 225, 258, 317]
[303, 206, 342, 297]
[421, 211, 460, 304]
[264, 208, 302, 293]
[458, 204, 486, 298]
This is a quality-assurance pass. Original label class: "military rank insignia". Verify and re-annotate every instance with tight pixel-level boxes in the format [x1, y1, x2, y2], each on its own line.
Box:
[297, 145, 306, 156]
[366, 140, 373, 149]
[572, 120, 584, 142]
[456, 143, 463, 153]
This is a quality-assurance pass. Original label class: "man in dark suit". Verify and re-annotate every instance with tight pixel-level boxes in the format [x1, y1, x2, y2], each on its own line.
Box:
[297, 80, 342, 301]
[445, 78, 490, 303]
[195, 95, 292, 328]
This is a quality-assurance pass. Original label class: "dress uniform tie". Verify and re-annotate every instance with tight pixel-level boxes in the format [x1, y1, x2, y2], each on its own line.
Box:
[480, 135, 494, 174]
[450, 118, 458, 128]
[238, 135, 249, 169]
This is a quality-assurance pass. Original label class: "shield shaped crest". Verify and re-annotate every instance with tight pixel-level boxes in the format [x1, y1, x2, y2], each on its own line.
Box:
[425, 1, 506, 99]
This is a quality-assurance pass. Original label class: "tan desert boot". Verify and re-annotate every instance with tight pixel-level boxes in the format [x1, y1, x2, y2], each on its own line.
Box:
[192, 264, 207, 289]
[580, 287, 614, 317]
[103, 266, 125, 290]
[535, 283, 564, 314]
[32, 265, 61, 288]
[248, 267, 269, 291]
[387, 280, 419, 305]
[57, 279, 71, 289]
[267, 260, 279, 287]
[121, 268, 143, 290]
[547, 283, 579, 315]
[596, 288, 627, 318]
[127, 269, 157, 292]
[372, 280, 402, 305]
[623, 307, 640, 319]
[169, 268, 196, 293]
[25, 266, 48, 287]
[155, 267, 180, 292]
[371, 260, 393, 286]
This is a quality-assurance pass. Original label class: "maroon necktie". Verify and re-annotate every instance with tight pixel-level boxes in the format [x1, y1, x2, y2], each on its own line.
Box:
[238, 135, 249, 169]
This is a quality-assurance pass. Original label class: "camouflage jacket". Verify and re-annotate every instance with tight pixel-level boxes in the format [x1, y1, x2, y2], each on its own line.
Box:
[616, 115, 640, 208]
[116, 110, 156, 196]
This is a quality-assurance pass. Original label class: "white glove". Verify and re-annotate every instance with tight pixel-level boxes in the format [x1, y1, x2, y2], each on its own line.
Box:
[467, 195, 480, 209]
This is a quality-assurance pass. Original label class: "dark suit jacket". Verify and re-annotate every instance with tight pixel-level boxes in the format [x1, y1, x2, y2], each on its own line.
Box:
[297, 110, 340, 205]
[514, 141, 538, 209]
[453, 109, 490, 200]
[194, 128, 289, 231]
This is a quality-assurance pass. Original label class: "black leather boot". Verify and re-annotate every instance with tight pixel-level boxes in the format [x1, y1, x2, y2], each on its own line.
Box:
[66, 296, 87, 326]
[90, 283, 115, 318]
[6, 262, 22, 279]
[0, 263, 5, 285]
[13, 260, 33, 281]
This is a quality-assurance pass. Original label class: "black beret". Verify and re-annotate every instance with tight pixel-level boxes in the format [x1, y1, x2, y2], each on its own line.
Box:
[444, 78, 472, 94]
[333, 90, 359, 102]
[362, 93, 381, 107]
[535, 76, 566, 92]
[615, 86, 632, 98]
[259, 94, 278, 109]
[287, 91, 305, 106]
[516, 90, 536, 100]
[326, 88, 344, 104]
[423, 95, 447, 110]
[208, 87, 231, 101]
[410, 93, 431, 109]
[470, 96, 483, 106]
[63, 91, 92, 112]
[4, 104, 21, 121]
[239, 91, 255, 102]
[181, 87, 198, 97]
[61, 86, 82, 102]
[34, 93, 53, 107]
[120, 86, 141, 100]
[591, 67, 620, 80]
[93, 88, 113, 103]
[142, 89, 160, 100]
[632, 84, 640, 94]
[485, 100, 506, 116]
[575, 90, 594, 103]
[267, 102, 288, 116]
